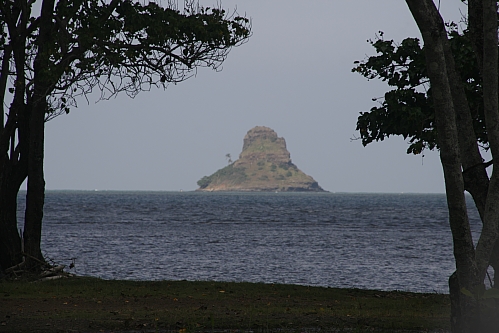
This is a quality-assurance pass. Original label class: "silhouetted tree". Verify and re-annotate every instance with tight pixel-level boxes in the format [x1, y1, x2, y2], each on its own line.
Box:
[354, 1, 499, 331]
[0, 0, 250, 273]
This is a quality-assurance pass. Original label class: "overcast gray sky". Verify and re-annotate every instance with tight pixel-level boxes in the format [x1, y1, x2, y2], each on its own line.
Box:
[42, 0, 469, 193]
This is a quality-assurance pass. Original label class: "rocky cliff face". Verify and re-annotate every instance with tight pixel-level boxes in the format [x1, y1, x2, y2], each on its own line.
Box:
[197, 126, 325, 192]
[236, 126, 291, 168]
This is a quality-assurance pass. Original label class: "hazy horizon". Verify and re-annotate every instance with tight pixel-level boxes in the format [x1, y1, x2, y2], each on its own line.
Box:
[37, 0, 469, 193]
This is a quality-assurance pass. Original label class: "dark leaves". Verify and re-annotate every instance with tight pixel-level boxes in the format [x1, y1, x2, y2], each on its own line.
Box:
[3, 0, 251, 120]
[354, 29, 487, 154]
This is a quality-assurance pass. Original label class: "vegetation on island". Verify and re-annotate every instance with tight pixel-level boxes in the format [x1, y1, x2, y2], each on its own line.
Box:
[197, 126, 324, 192]
[354, 1, 499, 331]
[197, 164, 248, 189]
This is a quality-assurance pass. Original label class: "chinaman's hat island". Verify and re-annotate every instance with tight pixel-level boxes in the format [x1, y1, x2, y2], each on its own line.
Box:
[196, 126, 325, 192]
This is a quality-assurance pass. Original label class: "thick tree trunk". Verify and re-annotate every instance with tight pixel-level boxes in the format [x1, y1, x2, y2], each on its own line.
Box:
[22, 0, 56, 270]
[0, 161, 27, 271]
[443, 4, 499, 328]
[0, 111, 21, 271]
[469, 0, 484, 70]
[405, 1, 481, 331]
[444, 38, 489, 217]
[23, 105, 46, 268]
[466, 0, 499, 291]
[490, 241, 499, 287]
[0, 122, 29, 271]
[449, 272, 463, 333]
[475, 0, 499, 283]
[0, 182, 22, 270]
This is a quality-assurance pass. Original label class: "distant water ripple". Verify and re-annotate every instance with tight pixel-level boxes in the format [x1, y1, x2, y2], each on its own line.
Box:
[17, 192, 482, 293]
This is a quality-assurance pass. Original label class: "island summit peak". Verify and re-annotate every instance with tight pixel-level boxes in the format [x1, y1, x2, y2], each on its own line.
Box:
[196, 126, 325, 192]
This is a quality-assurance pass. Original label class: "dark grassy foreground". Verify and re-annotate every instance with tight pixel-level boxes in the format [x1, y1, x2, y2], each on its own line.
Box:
[0, 277, 450, 333]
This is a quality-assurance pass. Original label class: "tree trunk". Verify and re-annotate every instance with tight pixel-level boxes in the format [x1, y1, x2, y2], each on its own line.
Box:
[0, 123, 29, 270]
[475, 0, 499, 283]
[0, 182, 22, 270]
[449, 272, 463, 333]
[23, 104, 46, 269]
[405, 1, 481, 331]
[22, 0, 56, 270]
[442, 3, 499, 328]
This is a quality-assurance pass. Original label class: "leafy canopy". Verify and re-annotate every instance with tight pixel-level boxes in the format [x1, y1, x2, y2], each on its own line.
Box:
[0, 0, 251, 120]
[353, 26, 485, 154]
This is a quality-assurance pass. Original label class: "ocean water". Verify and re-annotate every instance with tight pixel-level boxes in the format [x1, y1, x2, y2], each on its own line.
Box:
[17, 191, 483, 293]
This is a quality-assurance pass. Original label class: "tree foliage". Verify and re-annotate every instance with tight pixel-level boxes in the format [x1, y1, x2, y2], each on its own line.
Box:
[353, 26, 486, 154]
[0, 0, 250, 272]
[2, 0, 251, 119]
[355, 1, 499, 331]
[197, 164, 247, 189]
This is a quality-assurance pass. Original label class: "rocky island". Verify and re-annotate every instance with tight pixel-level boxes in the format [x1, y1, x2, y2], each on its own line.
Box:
[197, 126, 325, 192]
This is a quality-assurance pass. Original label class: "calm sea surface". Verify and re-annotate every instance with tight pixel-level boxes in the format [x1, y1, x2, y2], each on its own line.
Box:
[17, 191, 483, 293]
